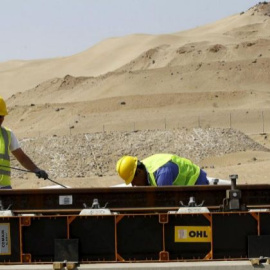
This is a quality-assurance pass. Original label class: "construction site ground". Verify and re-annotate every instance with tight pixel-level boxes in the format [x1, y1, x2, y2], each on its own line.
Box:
[0, 261, 268, 270]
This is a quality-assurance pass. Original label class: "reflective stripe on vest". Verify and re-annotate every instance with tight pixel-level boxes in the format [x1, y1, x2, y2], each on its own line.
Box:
[0, 170, 10, 176]
[0, 127, 11, 186]
[142, 154, 200, 186]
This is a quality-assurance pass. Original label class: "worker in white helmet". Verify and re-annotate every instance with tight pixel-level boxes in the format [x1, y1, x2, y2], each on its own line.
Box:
[0, 96, 48, 189]
[116, 154, 229, 186]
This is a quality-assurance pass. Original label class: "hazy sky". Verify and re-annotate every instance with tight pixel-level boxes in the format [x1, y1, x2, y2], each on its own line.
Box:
[0, 0, 262, 62]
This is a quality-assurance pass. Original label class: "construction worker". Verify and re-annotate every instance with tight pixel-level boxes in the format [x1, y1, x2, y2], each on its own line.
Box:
[0, 96, 48, 189]
[116, 153, 226, 186]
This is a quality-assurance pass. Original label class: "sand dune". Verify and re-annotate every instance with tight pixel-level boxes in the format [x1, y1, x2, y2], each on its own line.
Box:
[1, 2, 270, 100]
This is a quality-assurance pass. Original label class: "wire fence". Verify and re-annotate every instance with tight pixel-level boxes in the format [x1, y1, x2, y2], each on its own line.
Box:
[74, 110, 270, 135]
[13, 109, 270, 139]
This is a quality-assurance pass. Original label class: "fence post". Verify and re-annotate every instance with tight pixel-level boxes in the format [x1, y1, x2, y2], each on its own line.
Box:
[262, 111, 265, 134]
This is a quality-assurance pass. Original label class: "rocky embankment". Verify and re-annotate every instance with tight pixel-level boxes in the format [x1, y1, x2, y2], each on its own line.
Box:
[10, 128, 269, 180]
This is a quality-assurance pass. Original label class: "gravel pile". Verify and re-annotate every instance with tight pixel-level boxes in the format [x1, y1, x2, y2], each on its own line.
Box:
[11, 128, 269, 179]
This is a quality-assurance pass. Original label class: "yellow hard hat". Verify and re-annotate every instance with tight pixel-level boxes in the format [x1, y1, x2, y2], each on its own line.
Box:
[116, 156, 138, 185]
[0, 96, 8, 116]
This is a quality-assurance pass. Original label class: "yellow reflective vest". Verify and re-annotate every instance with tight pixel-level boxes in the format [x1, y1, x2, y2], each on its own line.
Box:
[142, 154, 200, 186]
[0, 127, 11, 186]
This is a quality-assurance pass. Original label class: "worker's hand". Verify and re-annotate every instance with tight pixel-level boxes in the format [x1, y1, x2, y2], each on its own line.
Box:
[34, 169, 48, 180]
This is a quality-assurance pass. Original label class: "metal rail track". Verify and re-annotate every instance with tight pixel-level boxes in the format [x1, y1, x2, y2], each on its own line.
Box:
[1, 184, 270, 265]
[0, 184, 270, 212]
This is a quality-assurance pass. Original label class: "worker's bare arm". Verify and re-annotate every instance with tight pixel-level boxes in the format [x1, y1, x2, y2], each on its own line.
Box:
[11, 148, 38, 172]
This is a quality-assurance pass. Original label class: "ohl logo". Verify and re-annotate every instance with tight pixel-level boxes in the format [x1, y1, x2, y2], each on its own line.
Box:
[175, 226, 211, 242]
[189, 230, 208, 238]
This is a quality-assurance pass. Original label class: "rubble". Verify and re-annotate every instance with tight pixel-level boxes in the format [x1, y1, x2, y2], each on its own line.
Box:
[11, 128, 269, 180]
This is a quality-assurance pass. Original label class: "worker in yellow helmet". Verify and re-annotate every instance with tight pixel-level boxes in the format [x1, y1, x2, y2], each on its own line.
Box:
[0, 96, 48, 189]
[116, 153, 224, 186]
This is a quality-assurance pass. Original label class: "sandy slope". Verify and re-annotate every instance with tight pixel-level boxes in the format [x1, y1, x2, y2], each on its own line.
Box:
[2, 3, 270, 99]
[1, 2, 270, 188]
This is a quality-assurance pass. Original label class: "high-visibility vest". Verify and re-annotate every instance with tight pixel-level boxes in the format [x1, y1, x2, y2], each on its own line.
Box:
[142, 154, 200, 186]
[0, 127, 11, 186]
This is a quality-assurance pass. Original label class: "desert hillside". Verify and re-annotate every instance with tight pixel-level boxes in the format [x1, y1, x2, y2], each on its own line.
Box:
[3, 2, 270, 101]
[1, 2, 270, 188]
